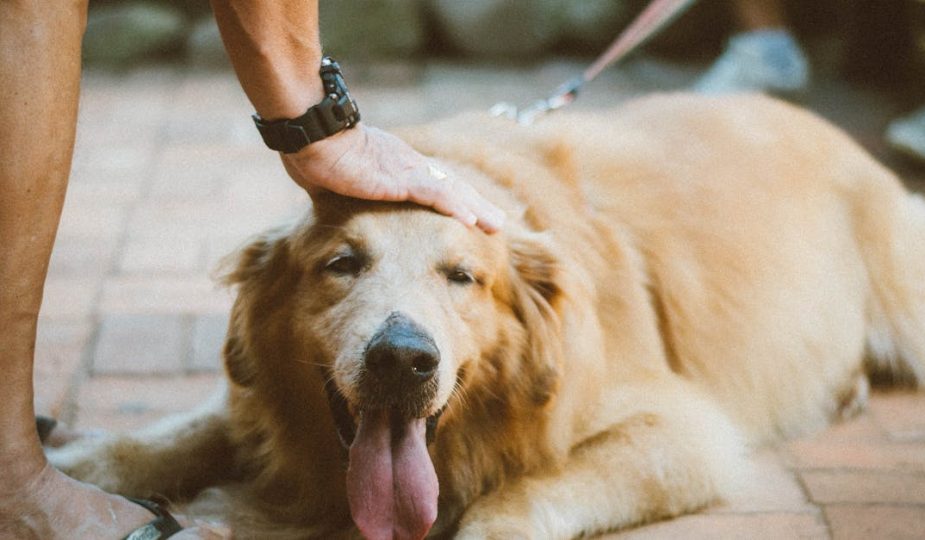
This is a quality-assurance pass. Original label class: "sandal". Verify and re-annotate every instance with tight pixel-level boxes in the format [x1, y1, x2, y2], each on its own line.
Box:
[36, 415, 58, 444]
[122, 497, 184, 540]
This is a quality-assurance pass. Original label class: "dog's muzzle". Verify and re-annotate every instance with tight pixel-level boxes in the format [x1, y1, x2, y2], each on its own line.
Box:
[361, 312, 440, 403]
[322, 376, 442, 449]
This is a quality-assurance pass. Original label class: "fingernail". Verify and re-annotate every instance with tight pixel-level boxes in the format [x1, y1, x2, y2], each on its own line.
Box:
[481, 209, 505, 232]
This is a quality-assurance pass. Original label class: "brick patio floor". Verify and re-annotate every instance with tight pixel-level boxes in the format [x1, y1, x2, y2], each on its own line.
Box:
[34, 58, 925, 539]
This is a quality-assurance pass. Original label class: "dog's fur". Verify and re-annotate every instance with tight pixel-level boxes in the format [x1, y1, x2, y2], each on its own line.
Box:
[49, 94, 925, 539]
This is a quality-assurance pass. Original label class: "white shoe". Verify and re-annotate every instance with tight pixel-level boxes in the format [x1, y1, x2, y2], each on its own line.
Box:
[886, 106, 925, 163]
[695, 29, 810, 97]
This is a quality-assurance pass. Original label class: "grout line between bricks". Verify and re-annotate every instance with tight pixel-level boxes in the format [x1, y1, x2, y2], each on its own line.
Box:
[181, 312, 195, 374]
[791, 466, 833, 539]
[795, 468, 925, 477]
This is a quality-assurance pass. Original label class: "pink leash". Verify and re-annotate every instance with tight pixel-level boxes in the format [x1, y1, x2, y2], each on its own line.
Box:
[493, 0, 698, 124]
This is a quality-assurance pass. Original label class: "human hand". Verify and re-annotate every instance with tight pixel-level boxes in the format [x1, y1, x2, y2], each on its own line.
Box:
[280, 123, 505, 233]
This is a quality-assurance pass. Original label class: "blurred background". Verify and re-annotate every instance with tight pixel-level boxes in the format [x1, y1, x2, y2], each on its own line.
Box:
[78, 0, 925, 170]
[83, 0, 925, 82]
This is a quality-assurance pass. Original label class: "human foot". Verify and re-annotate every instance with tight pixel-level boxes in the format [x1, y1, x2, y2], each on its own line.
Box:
[886, 105, 925, 163]
[695, 29, 810, 97]
[0, 463, 227, 539]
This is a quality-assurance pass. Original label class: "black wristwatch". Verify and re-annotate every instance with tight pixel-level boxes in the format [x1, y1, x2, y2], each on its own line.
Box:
[252, 56, 361, 154]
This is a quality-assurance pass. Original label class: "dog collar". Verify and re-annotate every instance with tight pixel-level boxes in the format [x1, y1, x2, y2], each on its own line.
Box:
[252, 56, 361, 154]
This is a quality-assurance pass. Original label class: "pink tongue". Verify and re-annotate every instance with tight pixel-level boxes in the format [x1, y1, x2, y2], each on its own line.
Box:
[346, 410, 438, 540]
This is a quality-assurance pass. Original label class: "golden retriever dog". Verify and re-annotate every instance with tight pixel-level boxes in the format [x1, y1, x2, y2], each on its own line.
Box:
[48, 93, 925, 539]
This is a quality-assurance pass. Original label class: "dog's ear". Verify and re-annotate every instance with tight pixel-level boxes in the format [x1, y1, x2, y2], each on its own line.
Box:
[219, 230, 296, 388]
[507, 231, 563, 406]
[223, 318, 257, 388]
[219, 228, 291, 288]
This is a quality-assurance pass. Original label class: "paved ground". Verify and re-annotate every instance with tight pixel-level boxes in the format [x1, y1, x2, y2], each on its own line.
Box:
[34, 57, 925, 539]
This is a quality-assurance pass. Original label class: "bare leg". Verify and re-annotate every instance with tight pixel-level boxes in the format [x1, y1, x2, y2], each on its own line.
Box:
[0, 3, 217, 538]
[735, 0, 787, 30]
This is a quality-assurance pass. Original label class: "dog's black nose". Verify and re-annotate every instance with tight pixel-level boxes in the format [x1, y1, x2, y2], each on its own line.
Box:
[364, 313, 439, 390]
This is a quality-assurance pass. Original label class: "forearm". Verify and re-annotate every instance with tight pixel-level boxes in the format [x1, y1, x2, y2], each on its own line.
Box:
[211, 0, 325, 120]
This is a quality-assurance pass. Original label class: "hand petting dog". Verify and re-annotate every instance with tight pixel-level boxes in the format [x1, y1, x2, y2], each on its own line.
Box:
[281, 122, 506, 234]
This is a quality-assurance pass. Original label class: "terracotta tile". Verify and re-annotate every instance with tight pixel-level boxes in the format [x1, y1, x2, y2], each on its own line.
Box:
[75, 408, 170, 434]
[126, 200, 294, 241]
[118, 237, 202, 274]
[163, 112, 254, 146]
[868, 392, 925, 442]
[47, 236, 118, 278]
[70, 142, 157, 177]
[801, 471, 925, 504]
[74, 373, 223, 433]
[171, 72, 250, 115]
[786, 439, 925, 472]
[99, 276, 233, 315]
[605, 512, 828, 540]
[190, 314, 229, 372]
[56, 201, 127, 239]
[63, 180, 143, 206]
[40, 278, 100, 319]
[805, 412, 885, 443]
[92, 314, 188, 374]
[824, 504, 925, 540]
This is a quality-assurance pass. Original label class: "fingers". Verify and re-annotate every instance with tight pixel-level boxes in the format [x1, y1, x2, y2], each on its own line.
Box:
[282, 123, 505, 233]
[409, 165, 505, 234]
[451, 178, 505, 234]
[426, 176, 504, 234]
[466, 187, 506, 234]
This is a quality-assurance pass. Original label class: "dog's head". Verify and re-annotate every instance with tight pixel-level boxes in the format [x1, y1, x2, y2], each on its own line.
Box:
[222, 191, 563, 538]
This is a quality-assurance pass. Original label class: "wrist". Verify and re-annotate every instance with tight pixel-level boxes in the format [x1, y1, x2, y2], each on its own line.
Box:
[253, 57, 361, 154]
[253, 54, 326, 121]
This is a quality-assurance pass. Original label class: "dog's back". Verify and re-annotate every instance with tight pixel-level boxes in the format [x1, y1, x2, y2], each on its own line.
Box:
[549, 94, 925, 441]
[404, 93, 925, 443]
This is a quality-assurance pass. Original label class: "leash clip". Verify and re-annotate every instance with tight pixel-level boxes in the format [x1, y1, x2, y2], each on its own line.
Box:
[491, 76, 583, 126]
[490, 0, 697, 125]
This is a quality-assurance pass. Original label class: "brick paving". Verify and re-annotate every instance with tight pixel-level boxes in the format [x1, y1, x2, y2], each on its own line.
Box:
[33, 58, 925, 538]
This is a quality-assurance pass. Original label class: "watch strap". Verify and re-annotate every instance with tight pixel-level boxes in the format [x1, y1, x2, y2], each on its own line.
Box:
[252, 57, 360, 154]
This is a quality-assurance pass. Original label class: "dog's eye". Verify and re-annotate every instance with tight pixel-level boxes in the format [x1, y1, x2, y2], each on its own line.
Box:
[324, 254, 363, 276]
[446, 268, 476, 285]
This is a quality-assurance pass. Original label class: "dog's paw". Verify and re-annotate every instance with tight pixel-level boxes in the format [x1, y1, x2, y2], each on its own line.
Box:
[45, 437, 128, 492]
[455, 522, 533, 540]
[454, 487, 539, 539]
